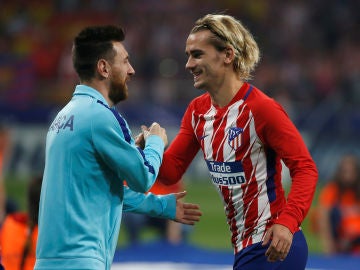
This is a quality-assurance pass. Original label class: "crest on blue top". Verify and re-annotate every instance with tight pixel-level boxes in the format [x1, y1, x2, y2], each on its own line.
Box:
[228, 127, 244, 150]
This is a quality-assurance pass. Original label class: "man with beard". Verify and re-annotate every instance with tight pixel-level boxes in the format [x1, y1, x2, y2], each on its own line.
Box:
[34, 25, 201, 270]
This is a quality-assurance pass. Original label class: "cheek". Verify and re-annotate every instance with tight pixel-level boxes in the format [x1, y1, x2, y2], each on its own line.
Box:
[204, 63, 220, 78]
[113, 65, 126, 77]
[114, 70, 126, 83]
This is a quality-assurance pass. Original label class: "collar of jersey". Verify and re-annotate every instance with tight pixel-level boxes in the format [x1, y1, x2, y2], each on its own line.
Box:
[73, 84, 109, 107]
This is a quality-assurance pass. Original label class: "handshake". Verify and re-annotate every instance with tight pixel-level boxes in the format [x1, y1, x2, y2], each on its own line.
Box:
[135, 122, 168, 149]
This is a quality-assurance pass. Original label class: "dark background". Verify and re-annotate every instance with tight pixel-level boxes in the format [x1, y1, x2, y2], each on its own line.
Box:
[0, 0, 359, 185]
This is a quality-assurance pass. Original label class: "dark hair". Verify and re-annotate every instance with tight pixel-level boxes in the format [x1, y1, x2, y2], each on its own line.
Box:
[72, 25, 125, 81]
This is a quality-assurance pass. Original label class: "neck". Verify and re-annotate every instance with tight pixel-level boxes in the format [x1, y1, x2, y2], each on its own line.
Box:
[209, 78, 244, 108]
[81, 80, 113, 107]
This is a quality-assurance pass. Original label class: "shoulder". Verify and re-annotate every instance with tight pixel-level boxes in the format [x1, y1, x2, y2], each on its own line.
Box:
[91, 102, 123, 130]
[245, 85, 289, 127]
[58, 95, 118, 128]
[246, 85, 282, 112]
[187, 92, 212, 112]
[91, 104, 134, 144]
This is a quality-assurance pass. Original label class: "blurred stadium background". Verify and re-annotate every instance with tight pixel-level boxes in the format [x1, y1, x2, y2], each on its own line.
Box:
[1, 0, 359, 269]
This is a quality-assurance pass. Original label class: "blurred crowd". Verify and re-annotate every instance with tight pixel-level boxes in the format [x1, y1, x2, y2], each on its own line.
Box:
[0, 0, 359, 128]
[0, 1, 359, 169]
[315, 154, 360, 255]
[0, 0, 360, 261]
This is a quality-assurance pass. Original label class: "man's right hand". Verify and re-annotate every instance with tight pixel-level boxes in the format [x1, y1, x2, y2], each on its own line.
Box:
[142, 122, 168, 147]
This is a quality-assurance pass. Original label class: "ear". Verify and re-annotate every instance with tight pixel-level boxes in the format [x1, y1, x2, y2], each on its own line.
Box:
[97, 59, 110, 79]
[224, 47, 235, 64]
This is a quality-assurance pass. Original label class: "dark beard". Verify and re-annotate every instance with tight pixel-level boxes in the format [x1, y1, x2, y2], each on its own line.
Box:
[109, 82, 128, 105]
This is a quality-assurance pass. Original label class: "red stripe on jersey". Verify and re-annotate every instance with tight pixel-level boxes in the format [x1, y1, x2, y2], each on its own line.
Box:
[211, 109, 228, 161]
[219, 185, 239, 251]
[159, 82, 318, 254]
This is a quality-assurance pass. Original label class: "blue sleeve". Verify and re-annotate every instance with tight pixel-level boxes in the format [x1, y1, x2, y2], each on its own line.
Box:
[122, 186, 176, 220]
[91, 109, 164, 193]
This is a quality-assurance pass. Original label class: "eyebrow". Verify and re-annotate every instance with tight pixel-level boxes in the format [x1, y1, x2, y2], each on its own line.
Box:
[123, 53, 130, 61]
[185, 49, 203, 56]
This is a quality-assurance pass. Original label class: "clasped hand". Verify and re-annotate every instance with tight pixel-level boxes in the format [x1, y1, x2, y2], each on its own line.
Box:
[135, 123, 168, 149]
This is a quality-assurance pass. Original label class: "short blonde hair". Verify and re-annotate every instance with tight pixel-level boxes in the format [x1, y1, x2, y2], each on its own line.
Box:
[191, 14, 260, 81]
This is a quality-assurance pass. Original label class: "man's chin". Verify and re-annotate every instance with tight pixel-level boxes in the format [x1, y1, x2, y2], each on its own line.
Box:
[193, 81, 203, 90]
[110, 94, 128, 105]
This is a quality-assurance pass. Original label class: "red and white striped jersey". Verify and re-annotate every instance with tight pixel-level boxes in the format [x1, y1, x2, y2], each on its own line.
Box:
[158, 82, 318, 253]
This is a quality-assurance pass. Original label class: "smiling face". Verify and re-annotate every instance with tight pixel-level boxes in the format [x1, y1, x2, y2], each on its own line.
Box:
[185, 30, 228, 93]
[107, 42, 135, 104]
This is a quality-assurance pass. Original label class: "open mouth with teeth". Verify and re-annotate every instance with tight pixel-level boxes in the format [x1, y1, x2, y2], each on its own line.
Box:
[192, 71, 202, 81]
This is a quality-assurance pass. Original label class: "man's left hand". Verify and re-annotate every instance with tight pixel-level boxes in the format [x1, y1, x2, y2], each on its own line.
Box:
[173, 191, 202, 225]
[262, 224, 293, 262]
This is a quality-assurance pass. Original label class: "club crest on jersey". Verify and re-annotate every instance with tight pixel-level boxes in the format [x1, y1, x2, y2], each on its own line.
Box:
[228, 127, 243, 150]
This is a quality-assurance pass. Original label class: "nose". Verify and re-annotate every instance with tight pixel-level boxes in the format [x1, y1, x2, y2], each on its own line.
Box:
[185, 56, 194, 71]
[128, 63, 135, 76]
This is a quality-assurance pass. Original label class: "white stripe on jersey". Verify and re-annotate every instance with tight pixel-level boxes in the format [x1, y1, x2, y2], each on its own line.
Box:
[223, 100, 246, 250]
[223, 100, 244, 162]
[191, 94, 273, 252]
[248, 113, 271, 245]
[198, 106, 216, 160]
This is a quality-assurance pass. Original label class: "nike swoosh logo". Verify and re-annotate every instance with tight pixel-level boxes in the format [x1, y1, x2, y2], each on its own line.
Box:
[199, 134, 209, 140]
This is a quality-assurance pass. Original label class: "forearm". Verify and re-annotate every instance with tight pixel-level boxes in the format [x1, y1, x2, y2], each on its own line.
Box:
[123, 186, 176, 219]
[259, 101, 318, 232]
[127, 135, 165, 192]
[275, 158, 318, 233]
[158, 131, 199, 185]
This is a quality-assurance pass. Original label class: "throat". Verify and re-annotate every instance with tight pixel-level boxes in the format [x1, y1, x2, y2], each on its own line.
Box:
[211, 82, 244, 108]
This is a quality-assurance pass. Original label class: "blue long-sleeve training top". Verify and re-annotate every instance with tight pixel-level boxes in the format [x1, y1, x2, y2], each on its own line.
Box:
[35, 85, 175, 270]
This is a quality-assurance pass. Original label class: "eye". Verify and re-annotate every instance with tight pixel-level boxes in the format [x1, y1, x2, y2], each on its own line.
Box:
[124, 55, 131, 64]
[193, 52, 202, 58]
[187, 50, 203, 59]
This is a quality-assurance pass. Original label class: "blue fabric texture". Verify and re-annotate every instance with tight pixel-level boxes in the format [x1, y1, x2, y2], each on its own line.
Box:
[35, 85, 172, 270]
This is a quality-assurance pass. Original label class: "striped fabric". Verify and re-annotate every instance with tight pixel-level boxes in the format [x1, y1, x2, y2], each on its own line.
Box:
[159, 82, 317, 253]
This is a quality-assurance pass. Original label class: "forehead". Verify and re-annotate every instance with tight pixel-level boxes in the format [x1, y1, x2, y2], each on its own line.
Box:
[113, 41, 128, 58]
[185, 30, 214, 52]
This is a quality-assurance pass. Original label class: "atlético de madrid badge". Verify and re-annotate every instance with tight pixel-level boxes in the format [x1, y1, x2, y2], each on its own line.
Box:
[228, 127, 244, 150]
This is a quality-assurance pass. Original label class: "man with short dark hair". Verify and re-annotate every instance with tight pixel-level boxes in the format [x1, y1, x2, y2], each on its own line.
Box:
[35, 25, 201, 270]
